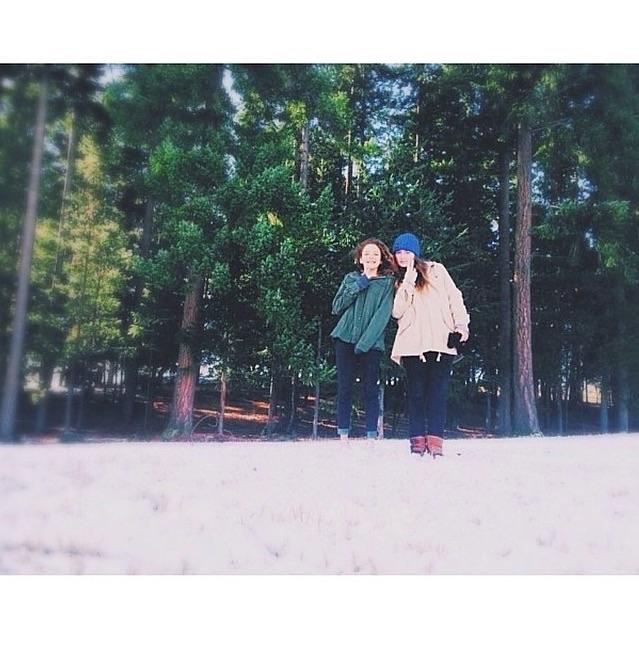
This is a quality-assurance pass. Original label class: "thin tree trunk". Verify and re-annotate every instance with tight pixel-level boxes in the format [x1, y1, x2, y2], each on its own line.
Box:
[513, 119, 541, 435]
[613, 284, 629, 432]
[51, 108, 76, 292]
[345, 128, 353, 202]
[555, 385, 563, 434]
[392, 400, 398, 438]
[377, 382, 384, 439]
[34, 357, 55, 432]
[568, 345, 583, 421]
[164, 275, 203, 438]
[287, 374, 297, 436]
[218, 369, 226, 437]
[144, 350, 154, 433]
[312, 321, 322, 440]
[122, 198, 154, 423]
[485, 392, 493, 432]
[264, 369, 276, 438]
[498, 145, 513, 436]
[63, 360, 76, 435]
[0, 75, 48, 441]
[600, 369, 609, 434]
[414, 101, 420, 163]
[75, 368, 86, 431]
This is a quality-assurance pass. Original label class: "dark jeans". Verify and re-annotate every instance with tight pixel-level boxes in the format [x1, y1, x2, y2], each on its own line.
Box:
[334, 338, 382, 433]
[402, 352, 454, 437]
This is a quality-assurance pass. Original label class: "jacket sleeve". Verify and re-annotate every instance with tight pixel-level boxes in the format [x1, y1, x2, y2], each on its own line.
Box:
[355, 280, 394, 353]
[441, 265, 470, 330]
[392, 280, 414, 319]
[331, 274, 366, 316]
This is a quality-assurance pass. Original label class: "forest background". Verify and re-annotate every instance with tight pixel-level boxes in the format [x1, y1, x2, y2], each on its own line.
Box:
[1, 63, 638, 442]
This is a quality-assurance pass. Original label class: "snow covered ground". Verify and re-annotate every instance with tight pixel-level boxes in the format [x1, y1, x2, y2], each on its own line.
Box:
[1, 434, 638, 574]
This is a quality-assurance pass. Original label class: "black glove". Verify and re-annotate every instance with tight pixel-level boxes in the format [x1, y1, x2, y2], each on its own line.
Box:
[447, 331, 467, 351]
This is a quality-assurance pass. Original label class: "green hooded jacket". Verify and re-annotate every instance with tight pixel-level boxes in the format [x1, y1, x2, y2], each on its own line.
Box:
[330, 272, 394, 353]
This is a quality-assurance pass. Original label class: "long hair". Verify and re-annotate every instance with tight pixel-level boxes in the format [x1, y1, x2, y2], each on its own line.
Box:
[395, 256, 430, 290]
[351, 238, 397, 276]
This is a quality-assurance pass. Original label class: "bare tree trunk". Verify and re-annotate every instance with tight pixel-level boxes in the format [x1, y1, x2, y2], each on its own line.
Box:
[600, 370, 609, 434]
[485, 392, 493, 432]
[122, 357, 138, 424]
[165, 275, 203, 438]
[498, 145, 513, 436]
[345, 128, 353, 202]
[144, 350, 155, 433]
[413, 101, 420, 163]
[377, 382, 385, 439]
[513, 119, 541, 435]
[613, 284, 629, 432]
[555, 385, 563, 434]
[264, 369, 276, 438]
[63, 360, 76, 435]
[75, 367, 86, 431]
[218, 369, 226, 437]
[34, 358, 54, 432]
[51, 108, 76, 292]
[0, 75, 48, 441]
[312, 322, 321, 440]
[287, 374, 297, 436]
[123, 198, 154, 423]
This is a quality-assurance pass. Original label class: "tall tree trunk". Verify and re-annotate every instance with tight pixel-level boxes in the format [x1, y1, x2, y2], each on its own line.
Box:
[413, 102, 420, 163]
[513, 119, 541, 435]
[555, 384, 564, 434]
[287, 374, 297, 436]
[143, 350, 155, 433]
[0, 75, 48, 442]
[485, 391, 493, 432]
[498, 145, 513, 436]
[218, 369, 226, 437]
[263, 368, 276, 438]
[122, 198, 154, 423]
[165, 275, 203, 438]
[613, 284, 629, 432]
[34, 357, 55, 432]
[600, 369, 609, 434]
[75, 367, 86, 431]
[377, 382, 384, 439]
[345, 128, 353, 203]
[63, 359, 77, 435]
[312, 321, 322, 440]
[51, 108, 76, 291]
[567, 345, 583, 424]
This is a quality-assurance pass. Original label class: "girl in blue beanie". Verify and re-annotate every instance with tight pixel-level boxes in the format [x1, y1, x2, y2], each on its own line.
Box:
[330, 238, 396, 440]
[390, 232, 470, 457]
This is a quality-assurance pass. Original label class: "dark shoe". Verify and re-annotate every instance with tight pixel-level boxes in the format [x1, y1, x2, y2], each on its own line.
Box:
[410, 435, 427, 456]
[426, 435, 443, 457]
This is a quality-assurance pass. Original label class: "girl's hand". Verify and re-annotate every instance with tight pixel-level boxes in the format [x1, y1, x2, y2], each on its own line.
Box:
[456, 326, 469, 342]
[404, 260, 417, 285]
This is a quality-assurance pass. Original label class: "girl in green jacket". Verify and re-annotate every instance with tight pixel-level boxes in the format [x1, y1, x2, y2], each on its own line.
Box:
[330, 238, 395, 440]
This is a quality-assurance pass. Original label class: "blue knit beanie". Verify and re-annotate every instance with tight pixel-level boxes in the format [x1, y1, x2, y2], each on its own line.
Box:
[392, 232, 421, 258]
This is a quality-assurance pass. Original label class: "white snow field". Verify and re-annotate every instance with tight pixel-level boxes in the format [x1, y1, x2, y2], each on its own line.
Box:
[1, 433, 638, 574]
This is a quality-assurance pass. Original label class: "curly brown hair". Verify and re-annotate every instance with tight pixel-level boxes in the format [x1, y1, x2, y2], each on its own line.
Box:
[351, 238, 397, 276]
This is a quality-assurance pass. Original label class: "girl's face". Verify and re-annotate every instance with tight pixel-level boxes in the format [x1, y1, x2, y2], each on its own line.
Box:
[394, 249, 415, 268]
[360, 244, 382, 273]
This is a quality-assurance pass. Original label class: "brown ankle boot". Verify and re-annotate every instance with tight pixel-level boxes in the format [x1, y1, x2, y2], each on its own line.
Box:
[426, 435, 443, 457]
[410, 435, 427, 456]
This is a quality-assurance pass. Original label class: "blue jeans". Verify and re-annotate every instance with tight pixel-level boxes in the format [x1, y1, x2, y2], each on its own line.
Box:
[402, 352, 454, 437]
[334, 338, 382, 434]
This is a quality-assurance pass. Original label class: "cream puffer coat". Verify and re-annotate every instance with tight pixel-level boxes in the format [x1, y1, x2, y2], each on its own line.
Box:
[390, 261, 470, 365]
